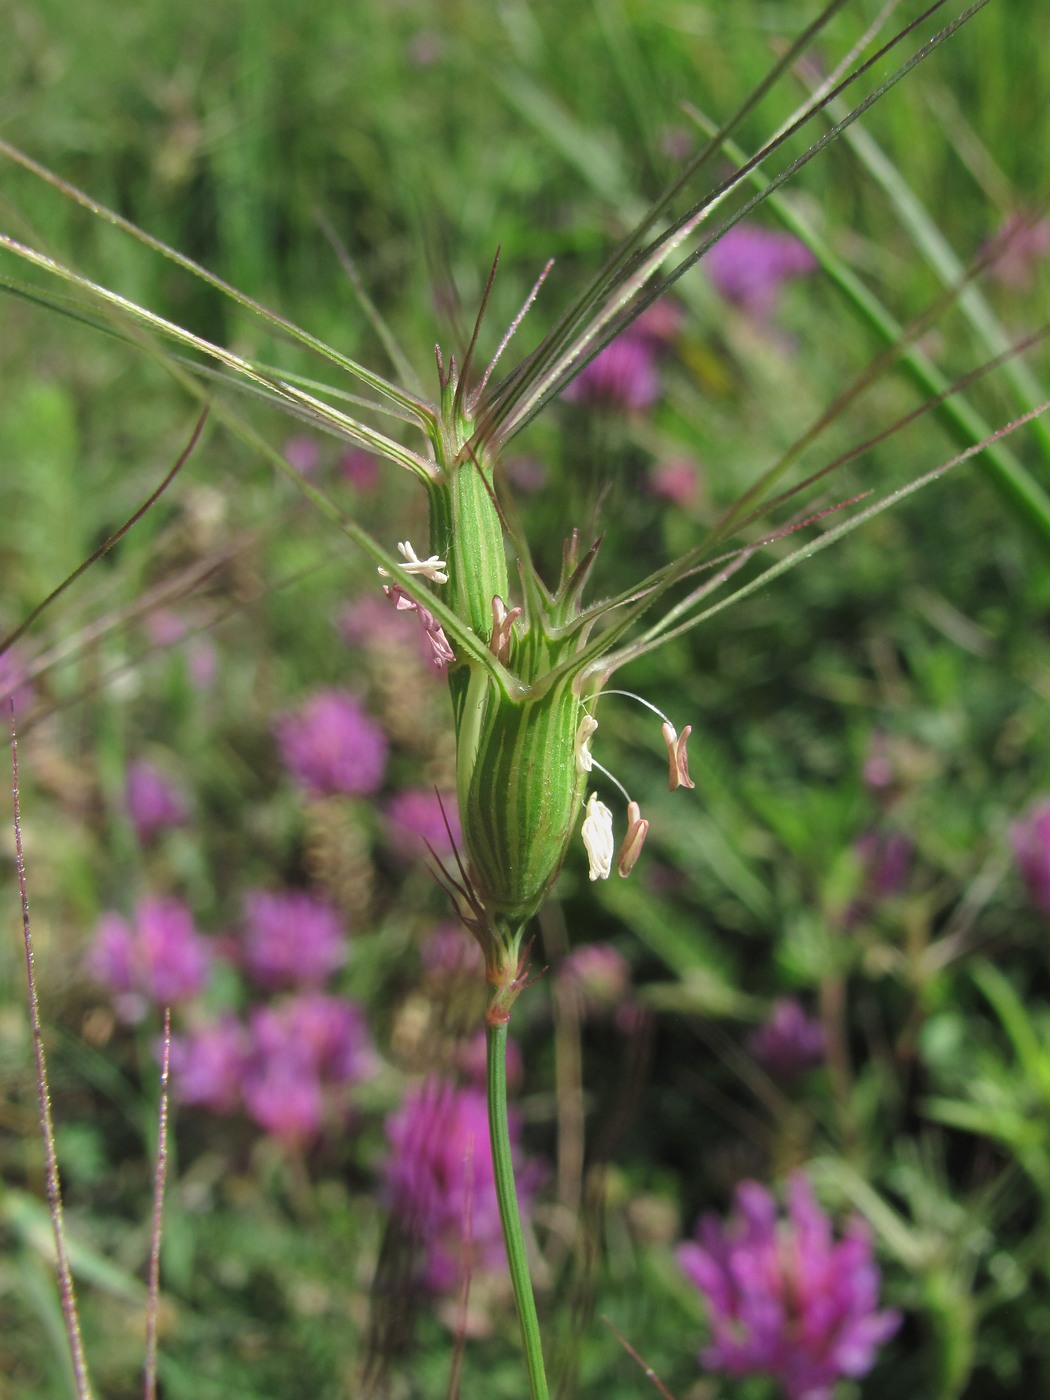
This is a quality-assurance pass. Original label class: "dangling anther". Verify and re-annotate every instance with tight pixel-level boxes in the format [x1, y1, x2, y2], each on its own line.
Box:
[617, 800, 649, 877]
[662, 721, 695, 791]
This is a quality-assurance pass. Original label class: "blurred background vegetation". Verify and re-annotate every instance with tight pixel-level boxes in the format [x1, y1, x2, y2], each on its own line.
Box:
[2, 1, 1050, 1396]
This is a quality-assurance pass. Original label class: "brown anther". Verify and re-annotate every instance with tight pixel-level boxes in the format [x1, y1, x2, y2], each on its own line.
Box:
[617, 800, 649, 877]
[490, 595, 522, 663]
[662, 721, 696, 791]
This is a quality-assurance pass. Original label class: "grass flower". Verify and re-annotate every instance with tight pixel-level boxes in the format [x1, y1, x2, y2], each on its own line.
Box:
[275, 688, 388, 797]
[677, 1172, 900, 1400]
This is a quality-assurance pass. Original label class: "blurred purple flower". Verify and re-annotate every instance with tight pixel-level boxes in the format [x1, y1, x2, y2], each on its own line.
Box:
[564, 330, 660, 413]
[169, 1016, 249, 1114]
[242, 992, 374, 1146]
[984, 212, 1050, 290]
[284, 435, 322, 477]
[1011, 800, 1050, 916]
[0, 645, 35, 713]
[339, 448, 381, 492]
[677, 1173, 900, 1400]
[749, 999, 825, 1080]
[844, 828, 913, 927]
[125, 759, 189, 843]
[705, 225, 816, 320]
[386, 788, 461, 859]
[862, 731, 895, 794]
[560, 942, 632, 1019]
[275, 689, 388, 797]
[88, 897, 211, 1021]
[421, 922, 485, 978]
[384, 1078, 537, 1291]
[648, 457, 701, 506]
[241, 888, 347, 988]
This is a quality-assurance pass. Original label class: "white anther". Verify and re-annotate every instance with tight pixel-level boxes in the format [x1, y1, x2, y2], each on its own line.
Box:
[581, 793, 615, 881]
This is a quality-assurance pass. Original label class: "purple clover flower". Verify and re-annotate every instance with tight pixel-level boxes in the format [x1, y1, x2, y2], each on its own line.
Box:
[1011, 800, 1050, 916]
[648, 457, 701, 507]
[844, 828, 913, 927]
[339, 448, 381, 492]
[125, 759, 189, 843]
[284, 434, 322, 476]
[560, 942, 632, 1019]
[565, 331, 660, 413]
[564, 299, 681, 414]
[88, 897, 211, 1021]
[169, 1016, 249, 1114]
[240, 888, 347, 988]
[275, 689, 388, 797]
[385, 788, 462, 859]
[241, 993, 374, 1146]
[384, 1078, 537, 1292]
[984, 211, 1050, 290]
[748, 999, 825, 1080]
[705, 224, 816, 320]
[677, 1173, 901, 1400]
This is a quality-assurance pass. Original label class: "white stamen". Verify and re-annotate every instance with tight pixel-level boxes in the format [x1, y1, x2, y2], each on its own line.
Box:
[581, 793, 614, 881]
[377, 540, 448, 584]
[575, 714, 598, 774]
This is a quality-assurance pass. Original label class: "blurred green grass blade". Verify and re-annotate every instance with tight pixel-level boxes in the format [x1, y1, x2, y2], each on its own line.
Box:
[0, 139, 434, 426]
[4, 1188, 146, 1305]
[971, 961, 1050, 1091]
[829, 103, 1050, 466]
[692, 113, 1050, 549]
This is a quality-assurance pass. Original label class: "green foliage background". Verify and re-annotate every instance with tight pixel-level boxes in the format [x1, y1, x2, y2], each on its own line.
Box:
[2, 1, 1050, 1397]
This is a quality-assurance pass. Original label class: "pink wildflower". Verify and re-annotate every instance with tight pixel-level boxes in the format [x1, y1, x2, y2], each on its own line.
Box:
[984, 212, 1050, 290]
[648, 457, 701, 506]
[88, 897, 211, 1021]
[705, 224, 816, 320]
[0, 645, 34, 713]
[242, 993, 374, 1146]
[240, 888, 347, 988]
[284, 435, 322, 476]
[386, 788, 462, 859]
[169, 1016, 249, 1114]
[564, 330, 660, 413]
[275, 689, 388, 797]
[560, 942, 632, 1018]
[339, 448, 381, 491]
[748, 999, 825, 1080]
[125, 759, 189, 843]
[677, 1173, 900, 1400]
[383, 1078, 538, 1291]
[1011, 800, 1050, 916]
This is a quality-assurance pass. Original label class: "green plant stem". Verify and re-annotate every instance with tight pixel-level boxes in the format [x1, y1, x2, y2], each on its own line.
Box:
[486, 1018, 549, 1400]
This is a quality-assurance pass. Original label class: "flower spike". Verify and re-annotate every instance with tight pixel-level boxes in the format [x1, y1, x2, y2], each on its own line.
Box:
[617, 801, 649, 878]
[662, 721, 695, 791]
[581, 793, 615, 881]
